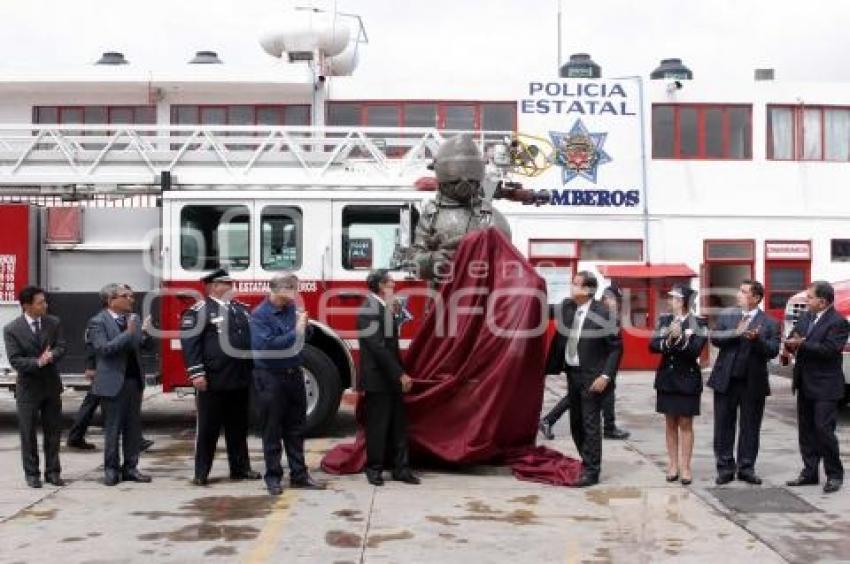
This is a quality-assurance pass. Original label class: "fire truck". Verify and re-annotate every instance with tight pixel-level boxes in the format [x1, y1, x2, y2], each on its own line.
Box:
[775, 280, 850, 405]
[0, 123, 535, 434]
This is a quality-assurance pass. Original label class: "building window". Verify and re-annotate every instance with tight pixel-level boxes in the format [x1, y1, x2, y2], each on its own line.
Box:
[341, 205, 418, 271]
[768, 105, 850, 161]
[180, 205, 250, 271]
[170, 104, 310, 126]
[34, 105, 156, 125]
[326, 101, 516, 131]
[652, 104, 752, 159]
[579, 240, 643, 261]
[704, 240, 755, 261]
[261, 206, 302, 271]
[832, 239, 850, 262]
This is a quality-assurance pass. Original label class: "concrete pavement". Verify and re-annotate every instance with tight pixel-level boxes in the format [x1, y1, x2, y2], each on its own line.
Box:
[0, 372, 847, 563]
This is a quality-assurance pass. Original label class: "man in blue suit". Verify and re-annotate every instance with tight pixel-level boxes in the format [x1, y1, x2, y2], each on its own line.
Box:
[784, 281, 849, 494]
[87, 283, 154, 486]
[708, 280, 780, 486]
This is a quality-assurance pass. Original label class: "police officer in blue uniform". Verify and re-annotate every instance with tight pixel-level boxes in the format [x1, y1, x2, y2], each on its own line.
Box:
[180, 268, 260, 486]
[250, 272, 324, 496]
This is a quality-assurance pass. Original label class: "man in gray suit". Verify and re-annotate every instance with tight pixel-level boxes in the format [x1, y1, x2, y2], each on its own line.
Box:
[87, 283, 153, 486]
[3, 286, 66, 488]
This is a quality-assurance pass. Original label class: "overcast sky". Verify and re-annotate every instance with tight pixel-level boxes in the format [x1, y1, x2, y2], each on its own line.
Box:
[1, 0, 848, 87]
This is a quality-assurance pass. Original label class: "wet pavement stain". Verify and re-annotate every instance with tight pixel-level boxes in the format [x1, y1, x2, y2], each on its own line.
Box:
[14, 508, 58, 521]
[61, 537, 85, 543]
[464, 500, 500, 514]
[132, 495, 277, 522]
[325, 530, 362, 548]
[568, 515, 608, 522]
[585, 487, 642, 506]
[205, 545, 237, 556]
[86, 532, 102, 538]
[426, 516, 458, 527]
[333, 509, 364, 522]
[366, 530, 414, 548]
[460, 509, 538, 526]
[509, 495, 540, 505]
[138, 523, 259, 543]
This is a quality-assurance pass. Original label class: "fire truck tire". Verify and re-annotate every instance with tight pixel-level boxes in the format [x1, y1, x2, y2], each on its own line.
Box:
[303, 344, 343, 436]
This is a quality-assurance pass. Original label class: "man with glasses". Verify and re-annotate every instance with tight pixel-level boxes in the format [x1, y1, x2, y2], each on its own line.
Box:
[87, 283, 153, 486]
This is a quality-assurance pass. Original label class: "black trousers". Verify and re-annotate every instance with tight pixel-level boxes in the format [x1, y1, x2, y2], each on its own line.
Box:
[254, 368, 307, 485]
[101, 378, 143, 474]
[567, 368, 606, 478]
[797, 389, 844, 481]
[67, 392, 100, 443]
[544, 381, 619, 431]
[713, 379, 765, 474]
[365, 391, 410, 474]
[17, 391, 62, 478]
[194, 387, 252, 479]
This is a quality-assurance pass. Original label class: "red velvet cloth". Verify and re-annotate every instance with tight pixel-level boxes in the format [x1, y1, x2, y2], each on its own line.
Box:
[321, 227, 582, 486]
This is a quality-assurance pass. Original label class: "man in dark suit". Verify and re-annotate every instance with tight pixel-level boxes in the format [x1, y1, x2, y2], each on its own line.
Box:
[542, 271, 623, 487]
[708, 279, 780, 485]
[180, 268, 260, 486]
[784, 280, 849, 494]
[3, 286, 66, 488]
[87, 283, 153, 486]
[358, 269, 419, 487]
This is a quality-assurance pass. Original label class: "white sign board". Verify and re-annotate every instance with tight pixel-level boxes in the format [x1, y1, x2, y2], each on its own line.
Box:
[516, 79, 644, 211]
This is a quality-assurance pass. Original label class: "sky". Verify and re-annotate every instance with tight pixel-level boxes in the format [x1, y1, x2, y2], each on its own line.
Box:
[0, 0, 848, 87]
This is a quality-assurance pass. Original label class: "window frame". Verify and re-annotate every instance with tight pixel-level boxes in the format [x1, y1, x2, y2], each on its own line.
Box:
[178, 203, 252, 273]
[169, 104, 312, 126]
[767, 104, 850, 162]
[33, 105, 157, 125]
[340, 204, 419, 272]
[652, 103, 753, 160]
[259, 205, 303, 272]
[326, 100, 517, 132]
[578, 239, 644, 262]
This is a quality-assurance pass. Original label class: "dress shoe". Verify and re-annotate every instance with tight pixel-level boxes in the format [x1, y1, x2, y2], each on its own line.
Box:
[104, 472, 120, 486]
[266, 482, 284, 496]
[538, 419, 555, 440]
[603, 427, 631, 440]
[191, 476, 208, 486]
[25, 475, 42, 489]
[665, 473, 679, 483]
[680, 476, 693, 486]
[366, 471, 385, 486]
[45, 474, 66, 487]
[290, 476, 326, 490]
[715, 473, 735, 485]
[121, 469, 152, 483]
[737, 471, 762, 485]
[786, 475, 819, 487]
[572, 473, 599, 488]
[230, 469, 262, 481]
[823, 478, 843, 494]
[67, 439, 96, 451]
[140, 439, 155, 452]
[391, 471, 421, 485]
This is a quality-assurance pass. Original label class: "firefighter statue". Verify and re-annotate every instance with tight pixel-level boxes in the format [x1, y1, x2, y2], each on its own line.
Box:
[410, 134, 511, 282]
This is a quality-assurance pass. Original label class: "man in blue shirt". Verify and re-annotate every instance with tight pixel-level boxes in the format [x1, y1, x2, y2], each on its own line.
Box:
[250, 273, 324, 496]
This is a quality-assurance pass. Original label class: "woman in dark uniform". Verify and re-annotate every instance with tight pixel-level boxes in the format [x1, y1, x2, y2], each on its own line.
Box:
[649, 285, 707, 485]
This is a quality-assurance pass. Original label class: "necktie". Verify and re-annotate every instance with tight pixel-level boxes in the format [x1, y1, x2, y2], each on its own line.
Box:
[806, 315, 818, 337]
[33, 319, 42, 337]
[116, 315, 127, 331]
[567, 308, 583, 361]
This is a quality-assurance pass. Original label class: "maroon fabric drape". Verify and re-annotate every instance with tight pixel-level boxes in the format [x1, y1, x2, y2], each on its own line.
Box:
[321, 227, 582, 486]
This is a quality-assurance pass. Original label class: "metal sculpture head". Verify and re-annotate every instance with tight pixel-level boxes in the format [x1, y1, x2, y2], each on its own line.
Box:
[434, 135, 485, 203]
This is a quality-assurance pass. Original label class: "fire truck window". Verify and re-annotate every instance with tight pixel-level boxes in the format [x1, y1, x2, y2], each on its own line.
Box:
[261, 207, 302, 271]
[180, 205, 250, 271]
[341, 205, 419, 271]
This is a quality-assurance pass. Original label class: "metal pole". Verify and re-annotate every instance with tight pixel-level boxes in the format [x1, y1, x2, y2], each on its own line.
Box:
[557, 0, 563, 72]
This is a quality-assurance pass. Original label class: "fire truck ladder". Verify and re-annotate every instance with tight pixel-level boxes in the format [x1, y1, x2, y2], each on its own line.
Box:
[0, 125, 510, 191]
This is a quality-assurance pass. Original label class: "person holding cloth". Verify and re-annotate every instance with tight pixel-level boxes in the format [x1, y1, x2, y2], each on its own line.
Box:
[650, 285, 707, 485]
[358, 269, 419, 487]
[250, 273, 324, 496]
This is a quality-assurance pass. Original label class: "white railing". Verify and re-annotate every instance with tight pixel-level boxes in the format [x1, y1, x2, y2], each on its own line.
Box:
[0, 124, 512, 187]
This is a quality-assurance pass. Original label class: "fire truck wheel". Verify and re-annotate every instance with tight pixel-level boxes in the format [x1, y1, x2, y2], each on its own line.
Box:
[302, 344, 343, 436]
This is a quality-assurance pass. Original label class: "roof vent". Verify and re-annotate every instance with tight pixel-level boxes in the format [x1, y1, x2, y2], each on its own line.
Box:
[754, 68, 775, 81]
[189, 50, 223, 64]
[559, 53, 601, 78]
[95, 51, 128, 65]
[650, 58, 693, 80]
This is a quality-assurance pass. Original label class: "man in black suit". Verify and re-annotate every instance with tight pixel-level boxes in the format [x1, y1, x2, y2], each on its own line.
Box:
[180, 268, 260, 486]
[358, 269, 419, 487]
[542, 271, 623, 487]
[87, 283, 153, 486]
[784, 280, 849, 494]
[708, 280, 780, 485]
[3, 286, 67, 488]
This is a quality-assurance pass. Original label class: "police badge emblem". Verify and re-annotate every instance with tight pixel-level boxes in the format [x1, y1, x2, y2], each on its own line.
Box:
[549, 119, 612, 184]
